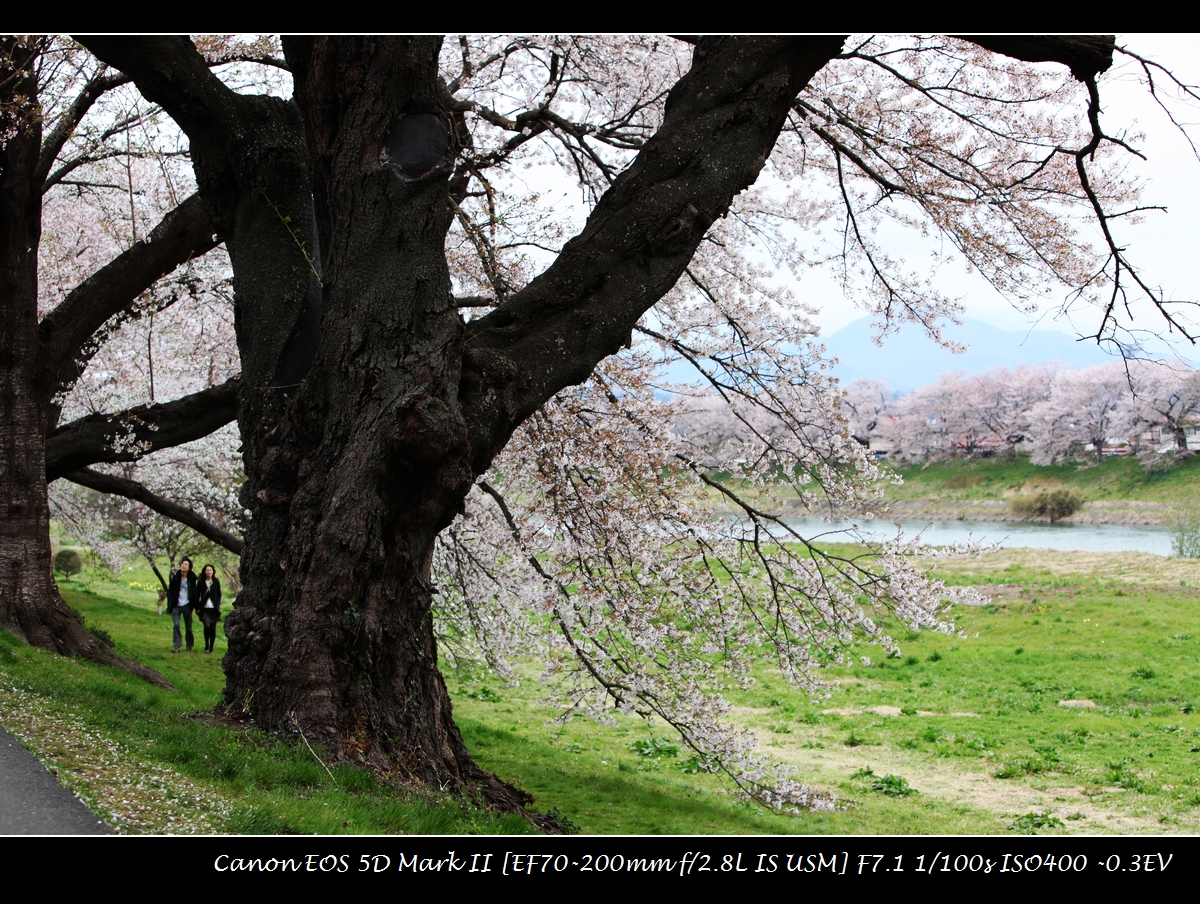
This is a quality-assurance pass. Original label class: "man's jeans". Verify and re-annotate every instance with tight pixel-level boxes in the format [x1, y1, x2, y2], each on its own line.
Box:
[172, 607, 194, 650]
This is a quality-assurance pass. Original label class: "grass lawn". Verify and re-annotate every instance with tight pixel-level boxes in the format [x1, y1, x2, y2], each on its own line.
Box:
[883, 454, 1200, 507]
[2, 550, 1199, 834]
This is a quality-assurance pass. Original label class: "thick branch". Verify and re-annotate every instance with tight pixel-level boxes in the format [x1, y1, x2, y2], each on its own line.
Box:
[75, 37, 242, 143]
[38, 193, 219, 388]
[956, 35, 1115, 82]
[45, 377, 239, 481]
[64, 467, 244, 555]
[81, 36, 314, 392]
[460, 36, 846, 472]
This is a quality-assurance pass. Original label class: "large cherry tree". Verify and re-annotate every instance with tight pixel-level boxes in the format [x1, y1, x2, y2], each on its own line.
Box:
[4, 34, 1185, 813]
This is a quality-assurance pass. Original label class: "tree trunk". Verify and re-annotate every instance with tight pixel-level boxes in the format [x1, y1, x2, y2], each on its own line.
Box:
[0, 40, 171, 688]
[217, 37, 531, 805]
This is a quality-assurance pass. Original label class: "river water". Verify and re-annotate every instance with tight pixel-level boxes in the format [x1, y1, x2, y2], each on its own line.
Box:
[778, 517, 1175, 556]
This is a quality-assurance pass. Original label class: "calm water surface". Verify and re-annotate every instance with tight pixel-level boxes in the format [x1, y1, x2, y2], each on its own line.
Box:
[777, 517, 1175, 557]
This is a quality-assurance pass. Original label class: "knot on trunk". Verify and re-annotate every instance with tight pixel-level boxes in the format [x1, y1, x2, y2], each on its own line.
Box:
[649, 202, 713, 255]
[393, 395, 463, 465]
[256, 488, 293, 506]
[381, 113, 454, 182]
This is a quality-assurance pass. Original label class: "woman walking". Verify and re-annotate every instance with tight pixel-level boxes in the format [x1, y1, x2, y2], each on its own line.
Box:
[197, 564, 222, 654]
[167, 557, 198, 652]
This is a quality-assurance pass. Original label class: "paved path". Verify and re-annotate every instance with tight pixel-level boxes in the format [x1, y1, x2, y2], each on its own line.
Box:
[0, 724, 114, 834]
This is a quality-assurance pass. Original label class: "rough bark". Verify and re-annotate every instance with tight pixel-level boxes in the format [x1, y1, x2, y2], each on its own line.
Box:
[79, 36, 845, 812]
[0, 40, 172, 688]
[957, 35, 1115, 82]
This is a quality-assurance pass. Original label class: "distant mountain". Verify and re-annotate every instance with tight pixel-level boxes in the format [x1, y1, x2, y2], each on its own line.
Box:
[822, 317, 1116, 392]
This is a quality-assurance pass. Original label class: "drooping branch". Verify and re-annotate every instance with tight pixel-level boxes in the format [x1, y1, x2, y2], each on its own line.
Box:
[1118, 45, 1200, 161]
[45, 376, 239, 481]
[1069, 74, 1197, 347]
[63, 467, 244, 555]
[460, 36, 847, 471]
[38, 192, 220, 389]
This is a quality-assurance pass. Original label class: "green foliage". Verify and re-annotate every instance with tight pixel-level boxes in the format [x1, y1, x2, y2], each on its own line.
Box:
[54, 548, 84, 577]
[629, 737, 679, 759]
[677, 756, 703, 774]
[11, 552, 1200, 835]
[1010, 490, 1084, 522]
[1007, 810, 1064, 834]
[68, 605, 114, 648]
[870, 774, 917, 797]
[1105, 761, 1146, 792]
[544, 807, 581, 835]
[0, 582, 533, 836]
[1168, 498, 1200, 558]
[887, 453, 1200, 506]
[463, 686, 502, 702]
[995, 757, 1046, 779]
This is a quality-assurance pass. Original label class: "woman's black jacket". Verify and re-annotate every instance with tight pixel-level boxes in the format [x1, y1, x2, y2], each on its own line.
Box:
[198, 578, 222, 617]
[167, 570, 199, 614]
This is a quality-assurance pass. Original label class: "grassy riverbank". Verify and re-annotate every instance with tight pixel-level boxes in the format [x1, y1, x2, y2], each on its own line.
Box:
[2, 546, 1199, 835]
[879, 455, 1200, 525]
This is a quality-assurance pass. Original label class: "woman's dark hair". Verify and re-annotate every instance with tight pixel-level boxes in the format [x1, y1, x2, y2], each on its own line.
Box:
[178, 556, 194, 572]
[201, 564, 218, 580]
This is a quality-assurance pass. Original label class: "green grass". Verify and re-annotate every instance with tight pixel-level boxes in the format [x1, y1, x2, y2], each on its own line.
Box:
[4, 553, 1200, 834]
[883, 454, 1200, 507]
[447, 549, 1200, 834]
[0, 572, 534, 836]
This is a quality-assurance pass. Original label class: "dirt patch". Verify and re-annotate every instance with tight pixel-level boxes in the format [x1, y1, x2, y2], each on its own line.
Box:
[765, 740, 1196, 834]
[823, 706, 979, 717]
[961, 584, 1024, 604]
[932, 549, 1200, 588]
[1059, 700, 1097, 709]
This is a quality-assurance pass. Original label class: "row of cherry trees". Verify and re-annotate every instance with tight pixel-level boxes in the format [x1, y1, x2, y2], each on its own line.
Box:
[832, 360, 1200, 465]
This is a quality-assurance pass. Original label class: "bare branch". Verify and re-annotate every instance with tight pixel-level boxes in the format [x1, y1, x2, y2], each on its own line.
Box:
[36, 68, 131, 185]
[63, 467, 244, 555]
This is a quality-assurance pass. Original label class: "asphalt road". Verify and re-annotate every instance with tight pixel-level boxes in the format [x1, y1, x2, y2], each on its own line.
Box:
[0, 724, 115, 834]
